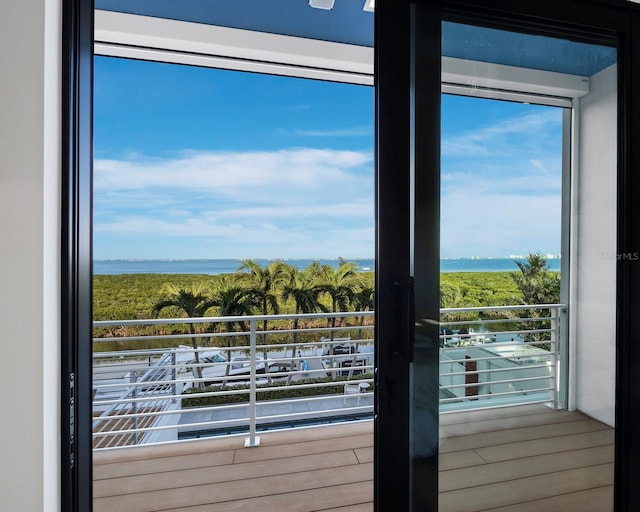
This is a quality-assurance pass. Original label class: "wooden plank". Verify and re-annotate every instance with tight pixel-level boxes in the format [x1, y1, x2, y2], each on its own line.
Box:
[439, 404, 562, 426]
[320, 503, 373, 512]
[440, 410, 589, 439]
[93, 436, 245, 465]
[439, 463, 613, 512]
[354, 447, 373, 464]
[93, 421, 373, 465]
[94, 449, 236, 480]
[440, 444, 614, 492]
[157, 481, 373, 512]
[440, 419, 609, 453]
[481, 486, 613, 512]
[233, 434, 372, 464]
[94, 462, 373, 512]
[439, 450, 487, 471]
[246, 421, 373, 445]
[94, 450, 361, 498]
[92, 407, 616, 512]
[474, 429, 614, 463]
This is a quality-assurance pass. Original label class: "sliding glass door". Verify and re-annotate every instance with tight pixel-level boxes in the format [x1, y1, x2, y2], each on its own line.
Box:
[60, 1, 640, 511]
[438, 19, 618, 511]
[375, 1, 640, 510]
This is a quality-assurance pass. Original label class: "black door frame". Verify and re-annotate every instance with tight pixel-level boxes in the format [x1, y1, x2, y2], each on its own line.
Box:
[375, 0, 640, 510]
[374, 1, 413, 510]
[375, 1, 442, 510]
[63, 0, 640, 510]
[62, 0, 94, 510]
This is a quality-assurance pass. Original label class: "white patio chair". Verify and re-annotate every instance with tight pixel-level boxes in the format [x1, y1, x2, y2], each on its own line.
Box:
[343, 382, 360, 405]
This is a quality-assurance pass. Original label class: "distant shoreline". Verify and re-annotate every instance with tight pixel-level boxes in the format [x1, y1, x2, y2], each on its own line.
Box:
[93, 257, 560, 276]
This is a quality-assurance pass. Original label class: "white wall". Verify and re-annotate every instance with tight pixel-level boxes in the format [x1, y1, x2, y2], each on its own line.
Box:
[0, 1, 61, 511]
[574, 64, 617, 427]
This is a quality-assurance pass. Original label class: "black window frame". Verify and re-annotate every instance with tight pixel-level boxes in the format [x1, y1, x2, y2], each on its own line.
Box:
[62, 0, 94, 510]
[63, 0, 640, 510]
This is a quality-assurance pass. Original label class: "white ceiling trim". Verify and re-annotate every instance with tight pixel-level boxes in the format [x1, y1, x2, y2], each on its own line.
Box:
[95, 9, 590, 104]
[443, 57, 589, 104]
[95, 10, 374, 85]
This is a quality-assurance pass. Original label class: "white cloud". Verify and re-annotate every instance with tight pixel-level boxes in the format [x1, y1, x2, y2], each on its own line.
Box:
[93, 148, 374, 259]
[442, 165, 561, 196]
[441, 184, 561, 257]
[94, 215, 374, 259]
[293, 126, 372, 137]
[96, 201, 373, 238]
[442, 110, 561, 158]
[204, 201, 372, 221]
[440, 109, 563, 257]
[94, 108, 563, 260]
[94, 148, 371, 194]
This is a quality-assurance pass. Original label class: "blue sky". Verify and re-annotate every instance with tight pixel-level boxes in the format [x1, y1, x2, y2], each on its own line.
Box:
[93, 56, 562, 260]
[440, 95, 562, 258]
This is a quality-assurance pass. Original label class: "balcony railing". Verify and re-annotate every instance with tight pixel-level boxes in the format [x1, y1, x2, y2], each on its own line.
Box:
[92, 305, 564, 449]
[439, 304, 563, 412]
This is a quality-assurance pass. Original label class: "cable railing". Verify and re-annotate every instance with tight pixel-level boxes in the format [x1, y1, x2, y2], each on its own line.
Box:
[92, 351, 178, 449]
[92, 305, 565, 449]
[439, 304, 564, 412]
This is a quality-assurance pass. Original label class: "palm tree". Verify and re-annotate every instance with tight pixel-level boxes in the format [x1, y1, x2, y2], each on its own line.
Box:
[281, 262, 328, 350]
[237, 259, 286, 359]
[209, 276, 262, 378]
[511, 252, 560, 305]
[152, 283, 216, 388]
[317, 261, 359, 340]
[352, 284, 374, 341]
[510, 252, 561, 344]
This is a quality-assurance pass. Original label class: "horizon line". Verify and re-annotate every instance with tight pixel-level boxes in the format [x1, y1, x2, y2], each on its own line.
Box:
[93, 255, 561, 262]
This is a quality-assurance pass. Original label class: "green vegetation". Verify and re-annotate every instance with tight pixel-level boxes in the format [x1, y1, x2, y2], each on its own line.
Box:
[152, 283, 218, 387]
[93, 269, 522, 322]
[92, 256, 561, 408]
[317, 260, 359, 340]
[280, 262, 328, 355]
[93, 261, 374, 352]
[439, 256, 560, 332]
[237, 259, 286, 359]
[93, 273, 224, 322]
[440, 272, 521, 308]
[93, 255, 559, 350]
[94, 269, 374, 322]
[509, 253, 561, 345]
[510, 252, 560, 305]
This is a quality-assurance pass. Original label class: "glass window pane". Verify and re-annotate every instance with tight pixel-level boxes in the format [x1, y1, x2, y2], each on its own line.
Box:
[92, 56, 375, 508]
[439, 21, 616, 511]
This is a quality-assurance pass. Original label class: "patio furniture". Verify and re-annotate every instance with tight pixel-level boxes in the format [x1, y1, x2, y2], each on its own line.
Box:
[343, 381, 370, 405]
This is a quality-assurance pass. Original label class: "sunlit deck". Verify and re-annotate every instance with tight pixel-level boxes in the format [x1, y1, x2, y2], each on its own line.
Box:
[93, 404, 613, 511]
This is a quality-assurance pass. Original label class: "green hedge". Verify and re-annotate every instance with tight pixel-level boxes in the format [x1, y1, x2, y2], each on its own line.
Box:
[181, 373, 374, 408]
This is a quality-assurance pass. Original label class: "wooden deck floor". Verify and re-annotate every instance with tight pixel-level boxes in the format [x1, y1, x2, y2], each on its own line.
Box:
[93, 404, 614, 511]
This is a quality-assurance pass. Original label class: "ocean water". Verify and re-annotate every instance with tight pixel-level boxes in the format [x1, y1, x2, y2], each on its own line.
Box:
[93, 258, 560, 275]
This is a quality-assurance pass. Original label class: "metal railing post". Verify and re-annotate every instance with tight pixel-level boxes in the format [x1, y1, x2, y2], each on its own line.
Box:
[171, 351, 177, 403]
[245, 318, 260, 447]
[131, 374, 139, 445]
[550, 306, 559, 409]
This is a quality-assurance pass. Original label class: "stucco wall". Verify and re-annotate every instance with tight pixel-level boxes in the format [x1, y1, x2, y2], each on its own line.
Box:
[574, 63, 617, 427]
[0, 1, 61, 511]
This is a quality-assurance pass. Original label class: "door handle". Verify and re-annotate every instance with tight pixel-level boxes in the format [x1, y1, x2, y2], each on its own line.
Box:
[393, 277, 415, 362]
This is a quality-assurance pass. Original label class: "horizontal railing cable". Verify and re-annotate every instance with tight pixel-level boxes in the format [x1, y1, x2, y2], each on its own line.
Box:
[92, 305, 564, 448]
